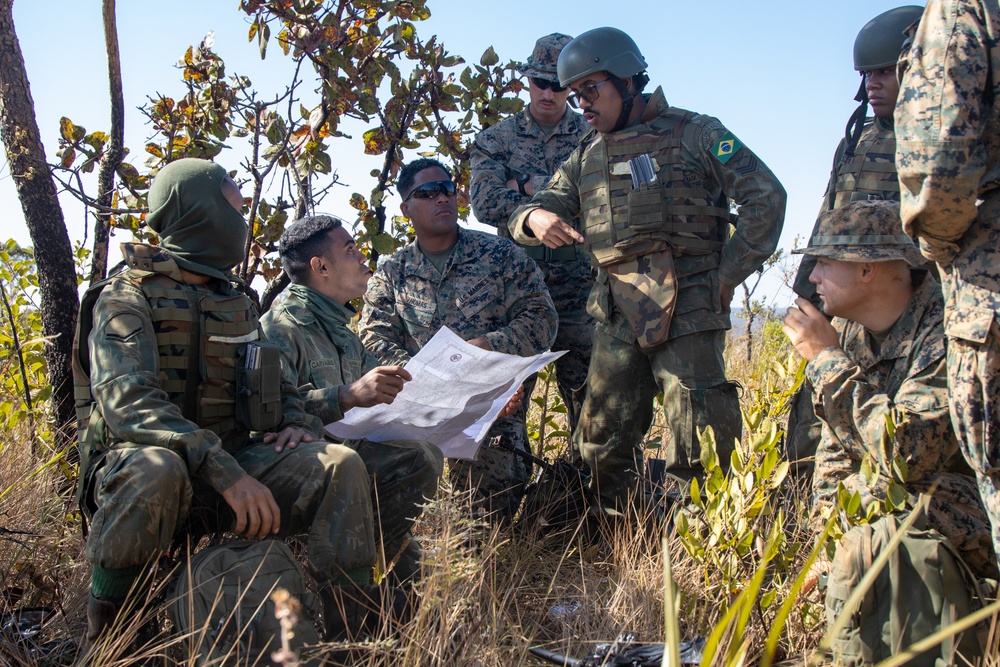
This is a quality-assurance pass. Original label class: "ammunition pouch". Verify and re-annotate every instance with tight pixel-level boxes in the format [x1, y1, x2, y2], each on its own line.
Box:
[236, 343, 283, 432]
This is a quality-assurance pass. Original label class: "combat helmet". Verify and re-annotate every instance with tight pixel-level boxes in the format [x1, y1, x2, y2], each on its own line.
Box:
[843, 6, 924, 160]
[557, 27, 647, 133]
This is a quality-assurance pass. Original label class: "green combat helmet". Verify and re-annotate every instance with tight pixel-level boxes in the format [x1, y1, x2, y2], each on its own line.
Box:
[844, 6, 924, 157]
[792, 200, 924, 266]
[517, 33, 573, 83]
[557, 27, 648, 132]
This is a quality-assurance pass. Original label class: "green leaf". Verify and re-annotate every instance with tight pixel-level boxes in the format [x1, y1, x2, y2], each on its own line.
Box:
[479, 46, 498, 67]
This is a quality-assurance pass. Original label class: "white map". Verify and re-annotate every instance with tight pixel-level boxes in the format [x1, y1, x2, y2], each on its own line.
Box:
[324, 327, 565, 459]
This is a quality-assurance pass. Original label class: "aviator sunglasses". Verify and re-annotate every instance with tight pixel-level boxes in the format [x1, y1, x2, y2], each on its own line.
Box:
[530, 77, 567, 93]
[405, 180, 457, 200]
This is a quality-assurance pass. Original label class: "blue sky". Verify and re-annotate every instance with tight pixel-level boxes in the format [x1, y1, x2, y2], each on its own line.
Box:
[0, 1, 920, 306]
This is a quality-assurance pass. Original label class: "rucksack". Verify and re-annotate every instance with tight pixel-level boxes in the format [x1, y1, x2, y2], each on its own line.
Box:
[168, 540, 321, 667]
[825, 512, 986, 666]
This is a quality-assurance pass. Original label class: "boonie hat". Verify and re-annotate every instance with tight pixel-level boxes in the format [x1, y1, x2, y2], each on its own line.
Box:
[792, 200, 924, 265]
[517, 33, 573, 82]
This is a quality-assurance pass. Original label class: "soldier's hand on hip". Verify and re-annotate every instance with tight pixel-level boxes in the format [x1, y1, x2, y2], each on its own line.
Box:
[782, 298, 839, 361]
[525, 209, 584, 248]
[222, 474, 282, 539]
[341, 365, 412, 409]
[264, 427, 315, 453]
[718, 282, 735, 314]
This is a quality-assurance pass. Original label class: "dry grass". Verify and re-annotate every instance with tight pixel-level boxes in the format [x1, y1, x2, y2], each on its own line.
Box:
[2, 326, 999, 666]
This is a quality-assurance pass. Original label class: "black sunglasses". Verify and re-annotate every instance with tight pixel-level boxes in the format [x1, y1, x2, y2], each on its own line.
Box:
[405, 180, 457, 200]
[530, 77, 567, 93]
[567, 78, 612, 109]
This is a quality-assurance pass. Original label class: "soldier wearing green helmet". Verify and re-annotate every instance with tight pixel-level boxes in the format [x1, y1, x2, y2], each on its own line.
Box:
[786, 6, 924, 480]
[508, 27, 786, 519]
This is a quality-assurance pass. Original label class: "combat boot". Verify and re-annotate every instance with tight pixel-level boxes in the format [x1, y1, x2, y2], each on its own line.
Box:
[320, 583, 411, 641]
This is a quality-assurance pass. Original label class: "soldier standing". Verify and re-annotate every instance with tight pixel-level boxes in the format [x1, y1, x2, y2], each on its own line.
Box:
[509, 28, 786, 516]
[895, 0, 1000, 564]
[470, 33, 592, 430]
[786, 6, 924, 478]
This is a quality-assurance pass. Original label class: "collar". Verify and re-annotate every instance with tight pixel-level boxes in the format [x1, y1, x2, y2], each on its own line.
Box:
[402, 226, 479, 280]
[849, 272, 939, 367]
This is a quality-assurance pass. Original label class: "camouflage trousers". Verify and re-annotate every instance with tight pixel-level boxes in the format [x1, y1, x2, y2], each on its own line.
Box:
[449, 417, 530, 524]
[784, 380, 822, 480]
[821, 471, 998, 581]
[518, 257, 595, 431]
[576, 322, 741, 513]
[346, 438, 443, 581]
[83, 439, 375, 586]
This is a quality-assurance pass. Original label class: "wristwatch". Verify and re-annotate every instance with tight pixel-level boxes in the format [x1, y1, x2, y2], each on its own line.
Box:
[516, 173, 530, 196]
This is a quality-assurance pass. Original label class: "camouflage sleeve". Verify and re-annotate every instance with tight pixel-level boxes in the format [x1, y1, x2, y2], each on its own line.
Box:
[89, 280, 247, 495]
[483, 243, 558, 355]
[470, 125, 527, 228]
[806, 341, 956, 484]
[260, 316, 343, 425]
[895, 0, 984, 264]
[275, 367, 325, 436]
[697, 120, 787, 288]
[358, 264, 413, 367]
[507, 146, 584, 246]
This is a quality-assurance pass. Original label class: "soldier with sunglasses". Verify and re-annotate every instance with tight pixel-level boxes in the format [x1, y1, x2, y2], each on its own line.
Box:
[471, 33, 593, 434]
[509, 27, 786, 519]
[360, 158, 557, 524]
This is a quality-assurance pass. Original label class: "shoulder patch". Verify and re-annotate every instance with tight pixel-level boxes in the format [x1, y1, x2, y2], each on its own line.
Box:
[104, 313, 144, 342]
[710, 131, 744, 164]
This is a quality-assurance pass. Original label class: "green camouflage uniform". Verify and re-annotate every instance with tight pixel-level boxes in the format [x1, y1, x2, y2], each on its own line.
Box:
[358, 227, 557, 521]
[471, 104, 593, 430]
[509, 86, 786, 511]
[261, 285, 443, 579]
[895, 0, 1000, 563]
[787, 117, 902, 477]
[77, 244, 376, 586]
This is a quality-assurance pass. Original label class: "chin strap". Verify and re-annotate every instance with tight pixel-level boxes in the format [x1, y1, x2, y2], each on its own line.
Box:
[610, 77, 635, 133]
[842, 76, 869, 161]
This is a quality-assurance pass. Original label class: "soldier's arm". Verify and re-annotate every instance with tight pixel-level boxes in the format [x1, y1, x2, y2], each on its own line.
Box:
[805, 327, 955, 483]
[88, 281, 246, 495]
[508, 148, 584, 246]
[470, 128, 526, 228]
[698, 121, 787, 289]
[358, 265, 414, 367]
[895, 0, 986, 264]
[482, 243, 558, 356]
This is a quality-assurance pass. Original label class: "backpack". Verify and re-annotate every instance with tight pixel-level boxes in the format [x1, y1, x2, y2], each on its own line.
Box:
[825, 512, 985, 666]
[168, 540, 321, 667]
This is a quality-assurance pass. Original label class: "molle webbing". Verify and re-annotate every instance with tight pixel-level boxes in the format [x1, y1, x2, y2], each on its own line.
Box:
[579, 112, 729, 267]
[833, 125, 899, 208]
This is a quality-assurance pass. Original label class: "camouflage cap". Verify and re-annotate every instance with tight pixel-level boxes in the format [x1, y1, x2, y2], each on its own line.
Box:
[792, 200, 924, 265]
[517, 33, 573, 82]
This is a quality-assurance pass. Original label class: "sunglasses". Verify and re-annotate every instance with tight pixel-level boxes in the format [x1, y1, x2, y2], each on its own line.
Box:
[567, 78, 612, 109]
[405, 180, 456, 200]
[530, 77, 567, 93]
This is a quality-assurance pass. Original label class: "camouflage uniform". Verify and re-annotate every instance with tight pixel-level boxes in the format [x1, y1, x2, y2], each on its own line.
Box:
[77, 243, 376, 587]
[787, 117, 902, 476]
[471, 89, 592, 430]
[359, 227, 557, 521]
[509, 86, 786, 511]
[895, 0, 1000, 563]
[261, 285, 443, 580]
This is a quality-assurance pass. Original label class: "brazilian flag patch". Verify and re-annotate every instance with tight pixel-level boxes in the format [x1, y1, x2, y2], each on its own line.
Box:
[711, 132, 743, 164]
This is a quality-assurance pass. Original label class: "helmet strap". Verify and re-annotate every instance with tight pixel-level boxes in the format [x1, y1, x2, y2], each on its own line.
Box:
[610, 77, 635, 132]
[842, 76, 869, 161]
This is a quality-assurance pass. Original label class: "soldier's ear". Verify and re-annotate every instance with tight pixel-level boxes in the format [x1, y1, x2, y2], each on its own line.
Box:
[309, 254, 328, 277]
[399, 200, 410, 220]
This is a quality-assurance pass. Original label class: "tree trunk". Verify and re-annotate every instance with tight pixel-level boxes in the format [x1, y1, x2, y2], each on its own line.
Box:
[89, 0, 125, 283]
[0, 0, 80, 457]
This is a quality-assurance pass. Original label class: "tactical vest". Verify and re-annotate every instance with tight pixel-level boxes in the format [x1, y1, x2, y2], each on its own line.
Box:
[74, 245, 256, 464]
[577, 109, 730, 267]
[832, 120, 899, 209]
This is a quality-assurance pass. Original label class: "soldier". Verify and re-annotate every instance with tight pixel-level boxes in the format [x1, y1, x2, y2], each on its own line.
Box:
[261, 214, 443, 585]
[359, 158, 557, 523]
[783, 201, 996, 579]
[895, 0, 1000, 564]
[508, 27, 786, 515]
[470, 33, 593, 431]
[74, 159, 390, 649]
[786, 6, 924, 478]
